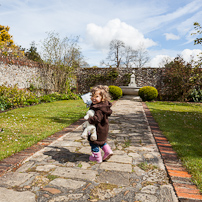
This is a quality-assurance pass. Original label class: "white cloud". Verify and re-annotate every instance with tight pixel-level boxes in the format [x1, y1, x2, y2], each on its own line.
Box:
[164, 33, 180, 40]
[148, 55, 174, 67]
[86, 18, 157, 51]
[148, 49, 202, 67]
[180, 49, 202, 62]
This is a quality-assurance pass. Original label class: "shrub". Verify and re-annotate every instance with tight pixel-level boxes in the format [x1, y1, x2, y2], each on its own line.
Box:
[160, 57, 193, 101]
[39, 94, 56, 103]
[138, 86, 158, 101]
[26, 97, 40, 105]
[0, 96, 11, 111]
[109, 85, 122, 100]
[0, 84, 38, 108]
[0, 84, 81, 112]
[189, 88, 202, 102]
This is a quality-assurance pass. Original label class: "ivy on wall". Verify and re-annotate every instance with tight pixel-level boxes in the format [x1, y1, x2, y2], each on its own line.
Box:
[86, 68, 119, 87]
[122, 73, 131, 86]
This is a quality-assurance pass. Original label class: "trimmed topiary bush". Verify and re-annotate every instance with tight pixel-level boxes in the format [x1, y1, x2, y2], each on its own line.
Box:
[138, 86, 158, 101]
[109, 85, 122, 100]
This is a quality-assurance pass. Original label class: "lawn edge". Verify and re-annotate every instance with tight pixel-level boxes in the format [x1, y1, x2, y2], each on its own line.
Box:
[0, 100, 118, 177]
[142, 102, 202, 202]
[0, 118, 85, 177]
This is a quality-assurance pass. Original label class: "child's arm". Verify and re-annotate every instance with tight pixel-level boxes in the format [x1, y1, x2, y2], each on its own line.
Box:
[88, 110, 103, 125]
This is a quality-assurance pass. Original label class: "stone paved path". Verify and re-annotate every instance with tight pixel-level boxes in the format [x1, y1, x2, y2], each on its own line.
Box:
[0, 97, 178, 202]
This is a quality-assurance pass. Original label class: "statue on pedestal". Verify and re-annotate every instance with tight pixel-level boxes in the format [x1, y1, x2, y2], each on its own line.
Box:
[119, 70, 140, 96]
[128, 70, 137, 87]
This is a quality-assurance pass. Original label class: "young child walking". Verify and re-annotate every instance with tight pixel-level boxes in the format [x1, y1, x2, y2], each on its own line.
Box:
[87, 85, 113, 163]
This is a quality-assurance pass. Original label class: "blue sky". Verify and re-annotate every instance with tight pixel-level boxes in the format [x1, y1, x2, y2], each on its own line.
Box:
[1, 0, 202, 67]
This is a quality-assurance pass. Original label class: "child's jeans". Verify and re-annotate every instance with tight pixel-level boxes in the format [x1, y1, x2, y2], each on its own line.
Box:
[90, 142, 107, 152]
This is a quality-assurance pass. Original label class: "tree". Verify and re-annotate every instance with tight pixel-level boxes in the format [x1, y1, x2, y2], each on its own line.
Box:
[25, 41, 43, 62]
[190, 22, 202, 90]
[123, 46, 138, 68]
[41, 31, 87, 69]
[0, 24, 25, 58]
[0, 25, 14, 47]
[101, 39, 149, 68]
[192, 22, 202, 45]
[101, 39, 125, 67]
[40, 31, 88, 93]
[161, 56, 193, 101]
[158, 56, 173, 67]
[134, 44, 149, 68]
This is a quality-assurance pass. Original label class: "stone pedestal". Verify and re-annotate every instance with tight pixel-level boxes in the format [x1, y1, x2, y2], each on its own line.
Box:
[119, 86, 141, 96]
[120, 70, 141, 96]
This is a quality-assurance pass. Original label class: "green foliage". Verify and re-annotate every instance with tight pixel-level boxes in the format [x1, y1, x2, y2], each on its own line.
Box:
[29, 84, 37, 92]
[159, 55, 202, 101]
[138, 86, 158, 101]
[0, 85, 38, 110]
[122, 73, 131, 85]
[189, 88, 202, 102]
[0, 84, 80, 111]
[47, 175, 58, 181]
[189, 58, 202, 89]
[161, 57, 193, 101]
[40, 92, 80, 103]
[192, 22, 202, 45]
[122, 139, 131, 148]
[106, 68, 119, 80]
[40, 94, 55, 103]
[109, 85, 122, 100]
[25, 41, 43, 62]
[137, 162, 158, 171]
[0, 96, 11, 111]
[87, 68, 119, 87]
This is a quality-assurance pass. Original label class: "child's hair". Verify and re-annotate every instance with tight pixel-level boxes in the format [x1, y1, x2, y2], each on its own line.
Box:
[90, 85, 111, 102]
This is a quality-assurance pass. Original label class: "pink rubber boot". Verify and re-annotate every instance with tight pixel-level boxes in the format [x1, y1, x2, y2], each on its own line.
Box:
[102, 144, 113, 161]
[89, 151, 102, 163]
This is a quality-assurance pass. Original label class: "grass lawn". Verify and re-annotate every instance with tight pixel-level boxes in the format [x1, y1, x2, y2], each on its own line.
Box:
[0, 100, 88, 161]
[146, 101, 202, 192]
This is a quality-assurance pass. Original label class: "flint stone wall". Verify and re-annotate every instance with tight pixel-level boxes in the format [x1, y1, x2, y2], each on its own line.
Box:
[76, 67, 164, 93]
[0, 55, 164, 94]
[0, 56, 55, 92]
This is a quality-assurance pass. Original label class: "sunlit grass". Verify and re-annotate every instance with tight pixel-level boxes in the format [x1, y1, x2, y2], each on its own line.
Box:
[0, 100, 88, 161]
[146, 101, 202, 192]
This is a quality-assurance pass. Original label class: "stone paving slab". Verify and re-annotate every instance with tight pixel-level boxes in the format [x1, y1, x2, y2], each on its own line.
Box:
[96, 170, 130, 186]
[51, 167, 98, 181]
[0, 97, 181, 202]
[49, 178, 86, 189]
[108, 154, 133, 164]
[99, 162, 133, 172]
[0, 172, 34, 187]
[0, 187, 36, 202]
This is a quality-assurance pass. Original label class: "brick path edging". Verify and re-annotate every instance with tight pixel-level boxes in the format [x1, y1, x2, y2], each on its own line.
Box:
[142, 102, 202, 202]
[0, 118, 85, 177]
[0, 101, 119, 177]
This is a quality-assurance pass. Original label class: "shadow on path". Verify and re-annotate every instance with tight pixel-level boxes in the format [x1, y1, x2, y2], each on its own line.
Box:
[43, 146, 89, 163]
